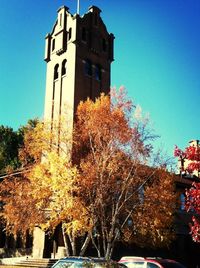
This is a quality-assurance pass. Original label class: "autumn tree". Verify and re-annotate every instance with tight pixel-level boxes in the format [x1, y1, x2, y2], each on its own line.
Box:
[0, 89, 176, 258]
[0, 174, 46, 238]
[73, 89, 176, 258]
[0, 119, 91, 256]
[0, 119, 41, 245]
[174, 143, 200, 242]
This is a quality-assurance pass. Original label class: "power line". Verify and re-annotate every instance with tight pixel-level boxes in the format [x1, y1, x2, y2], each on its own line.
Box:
[0, 167, 32, 180]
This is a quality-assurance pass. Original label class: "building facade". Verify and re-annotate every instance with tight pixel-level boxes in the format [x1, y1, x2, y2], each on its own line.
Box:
[44, 5, 114, 128]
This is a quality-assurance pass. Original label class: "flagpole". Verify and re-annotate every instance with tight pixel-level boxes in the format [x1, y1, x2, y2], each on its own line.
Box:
[77, 0, 80, 14]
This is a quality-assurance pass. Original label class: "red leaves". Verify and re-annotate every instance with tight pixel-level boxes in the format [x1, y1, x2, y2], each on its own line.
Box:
[190, 217, 200, 243]
[174, 145, 200, 163]
[185, 183, 200, 242]
[174, 145, 200, 173]
[174, 145, 185, 158]
[185, 146, 200, 161]
[175, 143, 200, 242]
[186, 182, 200, 213]
[187, 162, 200, 173]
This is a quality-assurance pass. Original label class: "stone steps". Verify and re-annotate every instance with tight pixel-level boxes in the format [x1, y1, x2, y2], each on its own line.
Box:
[1, 259, 58, 268]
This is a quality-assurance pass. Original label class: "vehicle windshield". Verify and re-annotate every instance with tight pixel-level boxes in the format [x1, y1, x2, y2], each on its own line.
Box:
[120, 262, 145, 268]
[53, 261, 74, 268]
[54, 260, 122, 268]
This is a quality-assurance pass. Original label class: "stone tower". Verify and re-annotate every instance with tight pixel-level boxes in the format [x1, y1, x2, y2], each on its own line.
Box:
[44, 5, 114, 126]
[32, 5, 114, 258]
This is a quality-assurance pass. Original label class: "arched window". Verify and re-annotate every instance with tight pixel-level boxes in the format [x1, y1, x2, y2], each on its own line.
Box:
[180, 193, 185, 210]
[84, 59, 92, 76]
[52, 39, 55, 51]
[68, 28, 72, 40]
[54, 64, 59, 80]
[94, 65, 101, 81]
[61, 59, 67, 76]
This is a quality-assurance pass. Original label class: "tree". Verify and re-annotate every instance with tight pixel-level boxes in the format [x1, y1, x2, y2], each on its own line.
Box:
[0, 119, 39, 175]
[0, 126, 22, 174]
[0, 119, 92, 256]
[0, 173, 46, 238]
[0, 89, 176, 258]
[73, 90, 176, 258]
[174, 143, 200, 242]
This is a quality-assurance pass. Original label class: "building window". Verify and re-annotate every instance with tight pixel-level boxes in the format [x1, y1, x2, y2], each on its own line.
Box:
[180, 193, 185, 210]
[94, 65, 101, 81]
[52, 39, 55, 51]
[94, 13, 98, 26]
[61, 60, 67, 76]
[84, 59, 92, 76]
[82, 27, 86, 41]
[68, 28, 72, 40]
[60, 13, 62, 26]
[54, 64, 59, 80]
[102, 38, 107, 52]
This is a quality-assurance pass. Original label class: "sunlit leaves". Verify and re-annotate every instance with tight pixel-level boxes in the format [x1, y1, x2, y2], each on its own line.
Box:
[0, 88, 176, 257]
[129, 168, 176, 248]
[184, 182, 200, 242]
[174, 143, 200, 242]
[74, 90, 175, 257]
[0, 175, 46, 237]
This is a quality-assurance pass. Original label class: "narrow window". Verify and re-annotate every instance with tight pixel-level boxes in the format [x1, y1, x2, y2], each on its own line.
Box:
[68, 28, 72, 40]
[180, 193, 185, 211]
[60, 13, 62, 26]
[61, 59, 67, 76]
[52, 39, 55, 51]
[82, 27, 86, 41]
[94, 13, 98, 26]
[84, 60, 92, 76]
[54, 64, 59, 80]
[94, 65, 101, 81]
[102, 38, 107, 52]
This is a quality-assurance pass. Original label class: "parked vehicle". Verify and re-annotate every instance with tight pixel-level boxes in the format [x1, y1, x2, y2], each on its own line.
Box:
[52, 256, 126, 267]
[118, 256, 186, 268]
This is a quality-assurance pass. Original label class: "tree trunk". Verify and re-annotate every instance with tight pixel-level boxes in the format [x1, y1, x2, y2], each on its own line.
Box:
[61, 223, 70, 256]
[80, 232, 91, 256]
[105, 240, 113, 260]
[91, 233, 101, 257]
[68, 233, 76, 256]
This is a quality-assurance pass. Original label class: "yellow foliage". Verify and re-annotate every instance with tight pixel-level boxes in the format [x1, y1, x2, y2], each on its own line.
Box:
[0, 90, 176, 255]
[27, 151, 92, 236]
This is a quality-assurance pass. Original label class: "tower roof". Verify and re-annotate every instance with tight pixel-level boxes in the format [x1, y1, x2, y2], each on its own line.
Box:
[88, 6, 102, 14]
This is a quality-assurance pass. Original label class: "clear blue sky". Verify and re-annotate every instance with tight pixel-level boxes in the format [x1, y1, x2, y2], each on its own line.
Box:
[0, 0, 199, 157]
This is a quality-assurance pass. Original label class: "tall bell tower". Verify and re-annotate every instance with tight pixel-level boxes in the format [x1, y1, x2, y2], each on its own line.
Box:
[32, 7, 114, 258]
[44, 5, 114, 124]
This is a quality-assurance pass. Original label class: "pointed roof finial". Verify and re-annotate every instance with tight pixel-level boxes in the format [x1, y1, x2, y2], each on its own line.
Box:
[77, 0, 80, 14]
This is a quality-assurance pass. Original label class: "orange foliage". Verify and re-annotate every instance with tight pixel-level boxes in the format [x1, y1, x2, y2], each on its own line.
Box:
[0, 88, 176, 258]
[0, 175, 46, 237]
